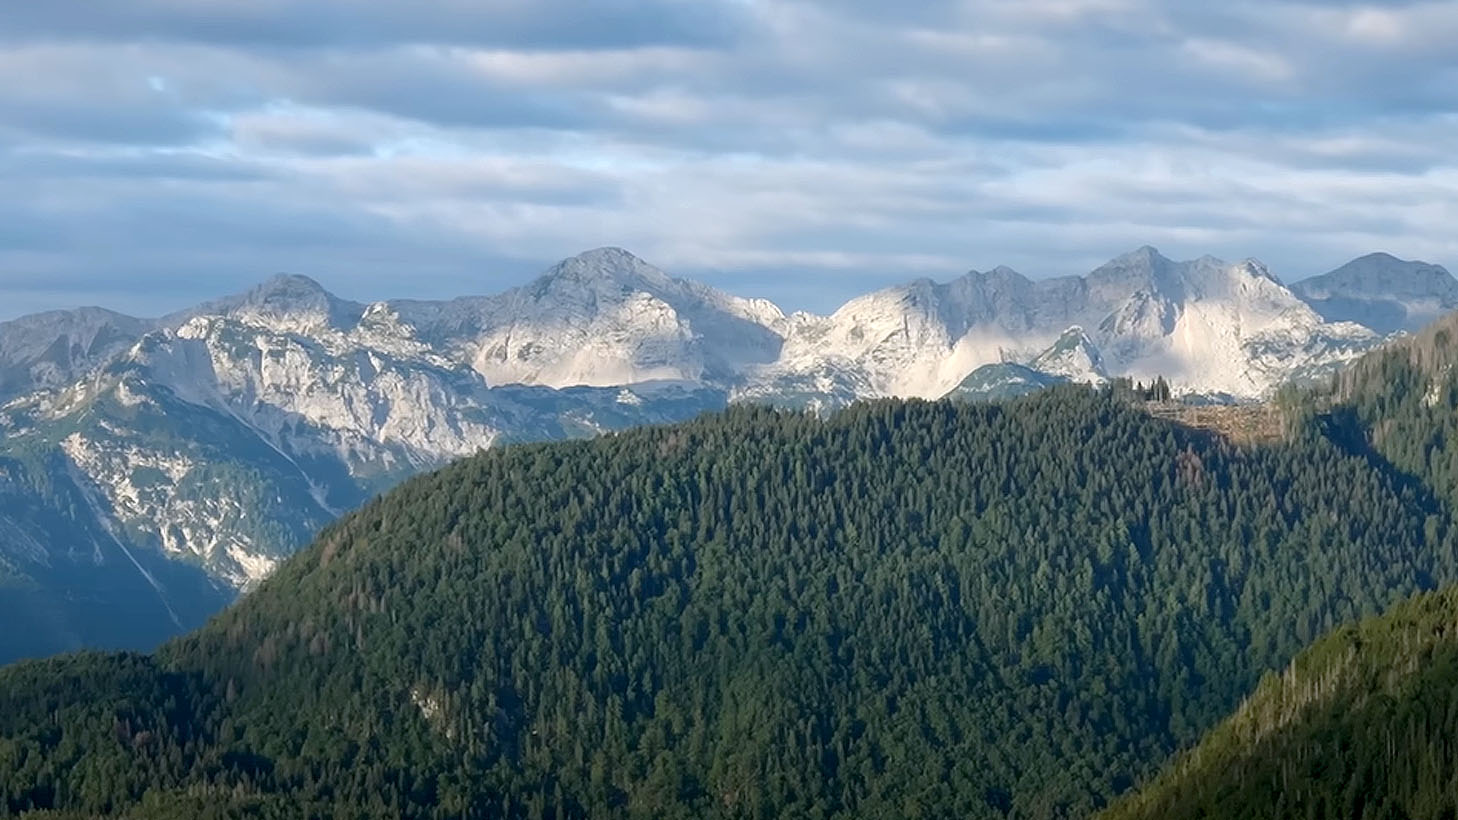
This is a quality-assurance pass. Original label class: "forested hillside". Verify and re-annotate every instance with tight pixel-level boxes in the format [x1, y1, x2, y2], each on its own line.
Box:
[1086, 312, 1458, 819]
[1326, 311, 1458, 506]
[1100, 585, 1458, 819]
[4, 387, 1458, 818]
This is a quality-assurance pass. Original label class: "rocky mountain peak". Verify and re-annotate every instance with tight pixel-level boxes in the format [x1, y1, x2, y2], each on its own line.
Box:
[1232, 258, 1280, 282]
[1051, 324, 1095, 347]
[238, 273, 343, 313]
[0, 307, 154, 404]
[960, 265, 1035, 298]
[1088, 246, 1180, 294]
[1292, 253, 1458, 334]
[957, 265, 1031, 289]
[1120, 245, 1174, 270]
[176, 273, 363, 333]
[1299, 253, 1457, 298]
[531, 247, 675, 296]
[1030, 325, 1108, 383]
[254, 272, 330, 299]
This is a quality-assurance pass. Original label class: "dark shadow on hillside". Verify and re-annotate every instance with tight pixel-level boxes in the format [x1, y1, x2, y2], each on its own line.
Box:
[1317, 405, 1448, 520]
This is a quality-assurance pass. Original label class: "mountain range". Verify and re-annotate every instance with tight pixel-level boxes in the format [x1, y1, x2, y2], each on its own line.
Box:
[1, 245, 1454, 662]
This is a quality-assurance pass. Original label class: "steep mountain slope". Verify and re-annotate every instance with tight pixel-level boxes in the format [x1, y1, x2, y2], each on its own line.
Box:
[0, 445, 232, 661]
[939, 329, 1103, 402]
[0, 269, 727, 663]
[408, 247, 787, 389]
[1085, 249, 1375, 397]
[0, 307, 152, 404]
[1293, 252, 1458, 334]
[0, 245, 1428, 664]
[760, 266, 1079, 399]
[3, 390, 1458, 818]
[1101, 585, 1458, 820]
[764, 247, 1377, 400]
[1029, 326, 1107, 383]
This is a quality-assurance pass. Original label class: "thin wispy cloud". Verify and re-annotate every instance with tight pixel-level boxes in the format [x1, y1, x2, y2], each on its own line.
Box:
[1, 0, 1455, 318]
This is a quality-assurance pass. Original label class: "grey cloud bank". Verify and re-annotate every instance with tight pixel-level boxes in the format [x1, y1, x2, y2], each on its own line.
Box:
[1, 0, 1456, 320]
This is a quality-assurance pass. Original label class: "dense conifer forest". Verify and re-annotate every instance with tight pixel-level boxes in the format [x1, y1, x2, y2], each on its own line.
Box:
[5, 379, 1458, 818]
[1101, 585, 1458, 819]
[1101, 312, 1458, 818]
[1330, 312, 1458, 507]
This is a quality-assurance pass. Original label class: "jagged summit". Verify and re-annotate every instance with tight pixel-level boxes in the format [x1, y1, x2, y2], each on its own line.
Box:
[1089, 248, 1281, 293]
[1221, 257, 1282, 284]
[956, 265, 1032, 288]
[761, 245, 1386, 399]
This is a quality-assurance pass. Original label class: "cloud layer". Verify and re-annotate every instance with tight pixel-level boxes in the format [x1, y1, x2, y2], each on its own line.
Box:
[2, 0, 1456, 318]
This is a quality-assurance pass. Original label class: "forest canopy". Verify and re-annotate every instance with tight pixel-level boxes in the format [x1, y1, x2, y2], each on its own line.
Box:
[3, 383, 1458, 818]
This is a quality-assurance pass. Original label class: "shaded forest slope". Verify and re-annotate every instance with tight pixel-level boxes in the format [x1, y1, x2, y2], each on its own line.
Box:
[1100, 584, 1458, 820]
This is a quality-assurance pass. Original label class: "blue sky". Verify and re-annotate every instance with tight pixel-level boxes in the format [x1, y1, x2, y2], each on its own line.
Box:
[1, 0, 1456, 319]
